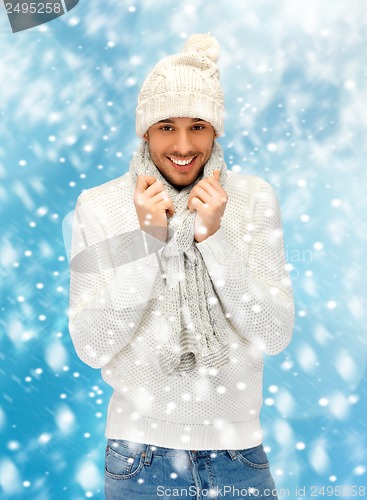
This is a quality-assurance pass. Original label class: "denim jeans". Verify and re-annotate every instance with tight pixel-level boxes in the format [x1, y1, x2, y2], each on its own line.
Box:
[104, 438, 279, 499]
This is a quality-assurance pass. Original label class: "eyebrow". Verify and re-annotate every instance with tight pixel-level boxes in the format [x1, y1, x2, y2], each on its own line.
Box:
[157, 118, 205, 124]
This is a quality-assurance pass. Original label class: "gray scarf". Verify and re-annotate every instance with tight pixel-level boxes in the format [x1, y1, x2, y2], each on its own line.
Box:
[129, 139, 230, 375]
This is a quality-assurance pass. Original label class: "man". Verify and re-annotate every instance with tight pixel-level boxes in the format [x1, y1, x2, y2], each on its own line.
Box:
[68, 33, 295, 499]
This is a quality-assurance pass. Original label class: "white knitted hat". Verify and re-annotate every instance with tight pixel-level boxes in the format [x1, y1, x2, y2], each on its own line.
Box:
[136, 33, 224, 138]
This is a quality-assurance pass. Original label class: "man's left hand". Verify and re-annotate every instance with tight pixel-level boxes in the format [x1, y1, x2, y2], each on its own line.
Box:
[187, 170, 228, 243]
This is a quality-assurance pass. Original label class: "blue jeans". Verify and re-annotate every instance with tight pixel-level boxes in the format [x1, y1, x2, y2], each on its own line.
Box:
[104, 438, 279, 499]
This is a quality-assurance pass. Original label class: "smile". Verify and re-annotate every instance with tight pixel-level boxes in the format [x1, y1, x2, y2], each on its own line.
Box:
[168, 156, 196, 166]
[167, 156, 197, 172]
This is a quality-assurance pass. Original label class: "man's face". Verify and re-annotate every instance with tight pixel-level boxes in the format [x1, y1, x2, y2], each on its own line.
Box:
[143, 117, 216, 190]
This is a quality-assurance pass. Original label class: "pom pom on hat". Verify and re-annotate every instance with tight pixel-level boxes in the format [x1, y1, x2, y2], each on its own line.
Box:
[135, 33, 224, 138]
[182, 33, 220, 63]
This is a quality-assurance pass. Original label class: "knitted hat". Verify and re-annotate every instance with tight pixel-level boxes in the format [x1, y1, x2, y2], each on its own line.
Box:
[135, 33, 224, 138]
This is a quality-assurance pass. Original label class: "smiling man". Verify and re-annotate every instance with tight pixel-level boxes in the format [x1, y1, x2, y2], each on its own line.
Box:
[68, 33, 295, 499]
[137, 114, 228, 244]
[143, 117, 216, 190]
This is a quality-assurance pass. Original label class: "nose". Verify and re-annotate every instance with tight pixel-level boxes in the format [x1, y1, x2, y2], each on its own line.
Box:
[172, 130, 195, 157]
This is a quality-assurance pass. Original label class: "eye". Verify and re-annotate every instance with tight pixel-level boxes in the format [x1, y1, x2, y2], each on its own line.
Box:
[192, 125, 205, 130]
[160, 125, 174, 131]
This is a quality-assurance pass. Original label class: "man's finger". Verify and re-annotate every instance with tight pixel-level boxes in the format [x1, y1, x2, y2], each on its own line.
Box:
[187, 187, 197, 207]
[135, 175, 157, 193]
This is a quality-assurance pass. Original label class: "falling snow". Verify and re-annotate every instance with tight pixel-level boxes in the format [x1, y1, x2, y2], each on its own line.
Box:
[0, 0, 366, 498]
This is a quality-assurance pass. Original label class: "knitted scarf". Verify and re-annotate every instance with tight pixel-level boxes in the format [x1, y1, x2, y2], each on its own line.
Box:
[129, 139, 230, 375]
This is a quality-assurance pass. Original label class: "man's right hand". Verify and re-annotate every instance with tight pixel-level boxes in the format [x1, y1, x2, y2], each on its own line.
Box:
[134, 176, 175, 242]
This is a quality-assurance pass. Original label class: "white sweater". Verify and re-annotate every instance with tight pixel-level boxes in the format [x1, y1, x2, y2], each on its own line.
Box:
[68, 169, 295, 450]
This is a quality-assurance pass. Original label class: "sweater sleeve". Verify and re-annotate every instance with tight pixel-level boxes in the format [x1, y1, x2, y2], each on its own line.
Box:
[68, 193, 164, 369]
[195, 178, 295, 355]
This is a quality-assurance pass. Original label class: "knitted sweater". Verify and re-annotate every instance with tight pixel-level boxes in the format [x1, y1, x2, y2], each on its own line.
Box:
[68, 169, 295, 450]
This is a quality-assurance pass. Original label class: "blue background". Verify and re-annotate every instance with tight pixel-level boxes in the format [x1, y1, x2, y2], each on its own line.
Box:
[0, 1, 366, 498]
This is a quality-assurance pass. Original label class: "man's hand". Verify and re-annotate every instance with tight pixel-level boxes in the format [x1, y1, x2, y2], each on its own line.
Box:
[134, 176, 175, 242]
[187, 170, 228, 243]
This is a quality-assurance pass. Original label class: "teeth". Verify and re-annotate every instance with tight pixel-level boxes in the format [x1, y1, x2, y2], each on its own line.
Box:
[169, 157, 195, 166]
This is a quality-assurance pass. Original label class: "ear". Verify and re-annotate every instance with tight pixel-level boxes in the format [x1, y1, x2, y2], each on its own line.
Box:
[143, 132, 149, 142]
